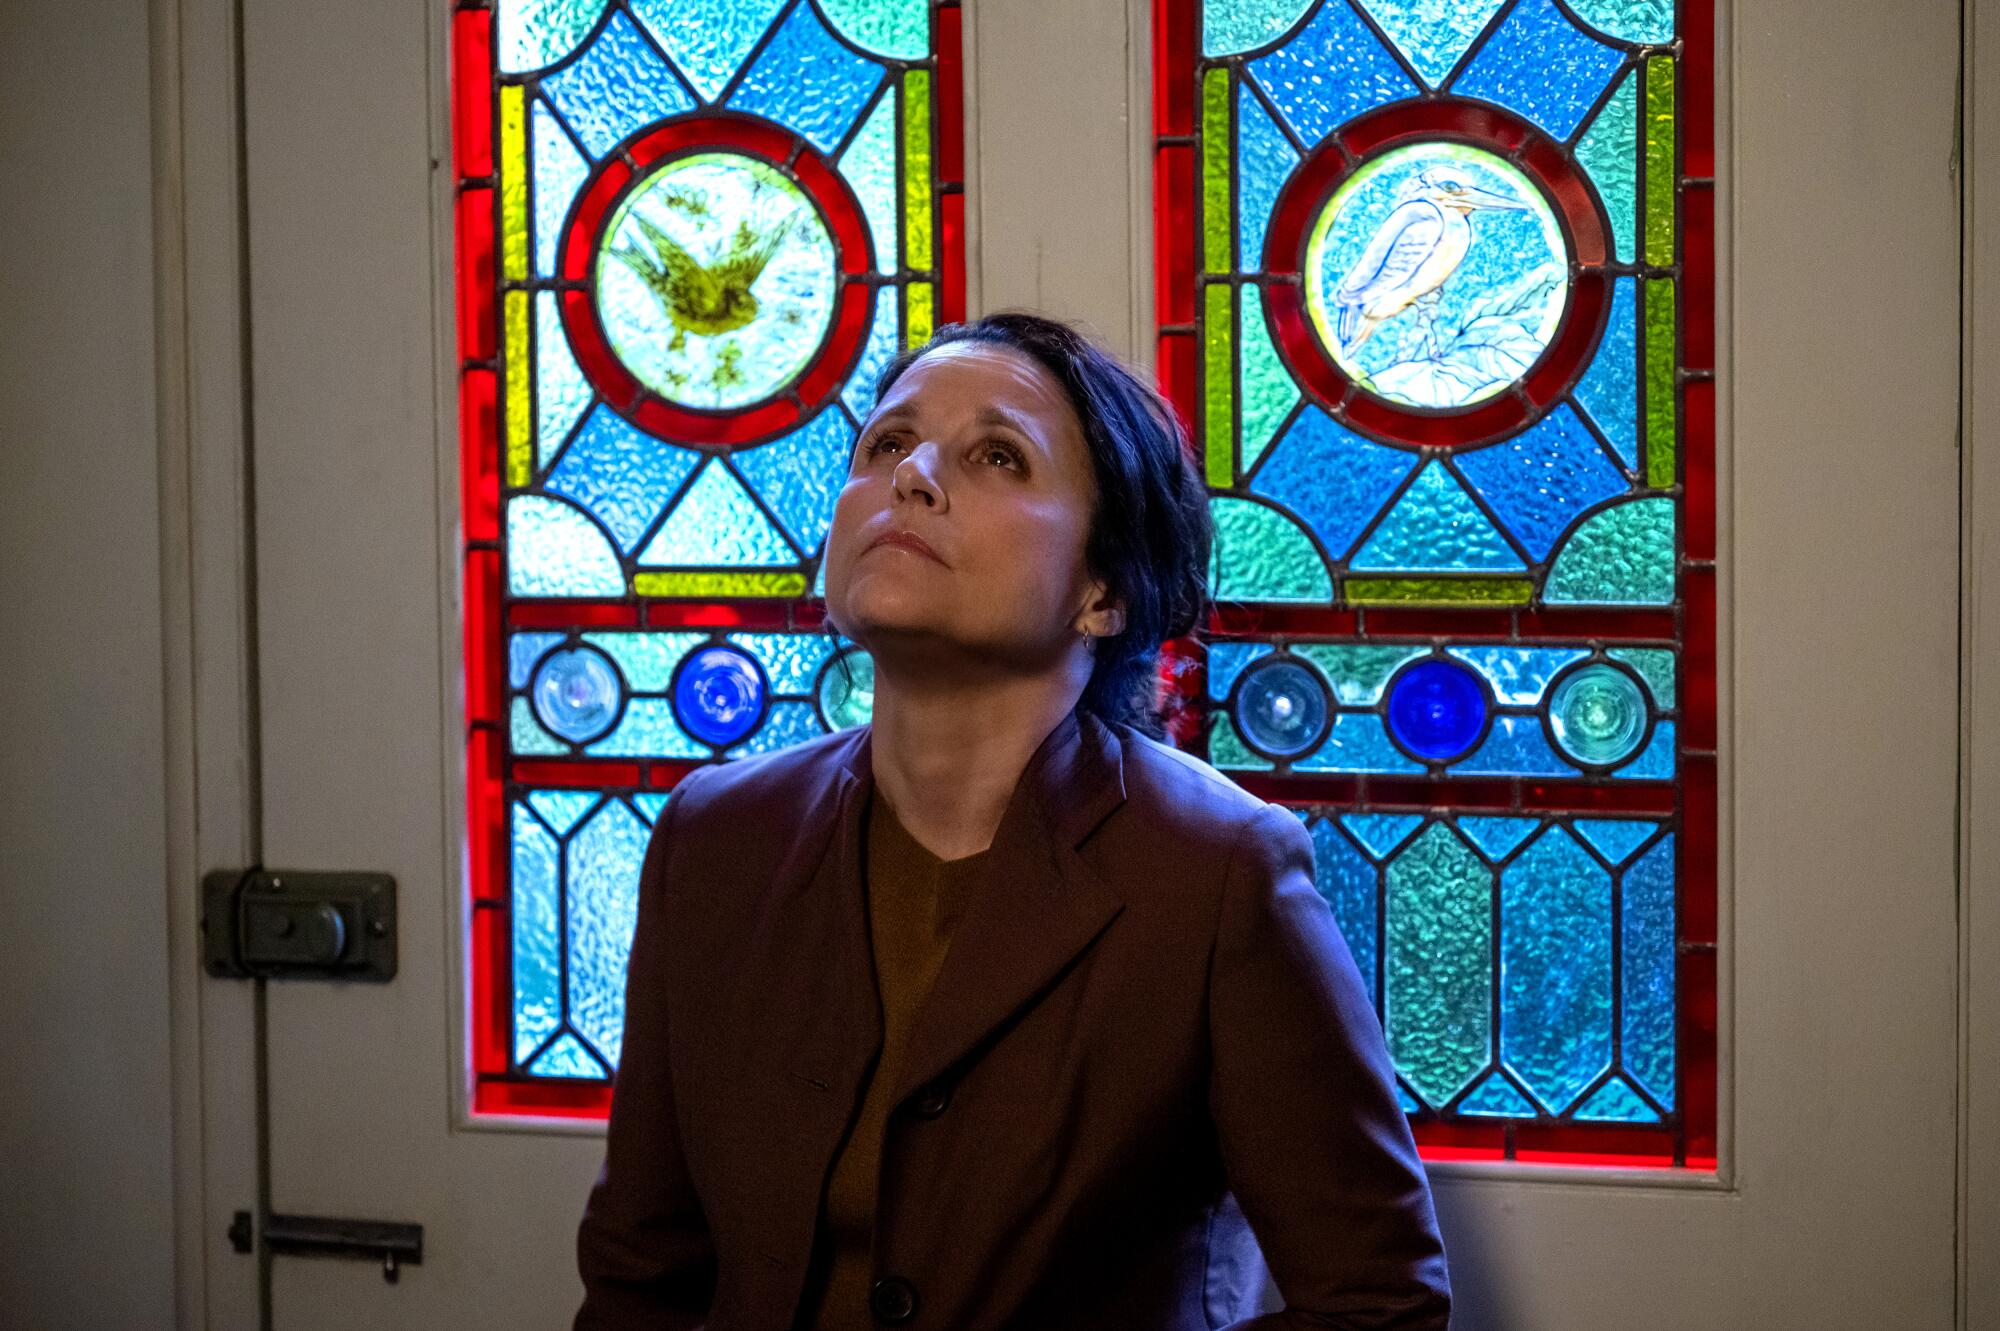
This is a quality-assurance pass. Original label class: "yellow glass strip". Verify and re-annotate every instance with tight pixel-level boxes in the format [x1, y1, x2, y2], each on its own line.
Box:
[1203, 283, 1234, 487]
[1643, 55, 1676, 268]
[504, 290, 532, 486]
[1644, 278, 1678, 488]
[499, 85, 528, 281]
[1344, 577, 1534, 606]
[906, 281, 934, 346]
[903, 70, 933, 272]
[633, 571, 809, 598]
[1201, 68, 1231, 274]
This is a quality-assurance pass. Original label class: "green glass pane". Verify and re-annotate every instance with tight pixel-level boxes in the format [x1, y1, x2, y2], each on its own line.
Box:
[1543, 497, 1675, 604]
[1239, 288, 1297, 473]
[903, 71, 933, 270]
[838, 91, 898, 274]
[818, 0, 928, 59]
[1202, 68, 1232, 273]
[1574, 69, 1636, 265]
[1204, 283, 1235, 486]
[1208, 713, 1272, 771]
[1644, 278, 1677, 487]
[1385, 823, 1493, 1108]
[1608, 647, 1676, 709]
[1344, 576, 1533, 606]
[1208, 497, 1333, 603]
[1644, 56, 1675, 267]
[1289, 643, 1428, 705]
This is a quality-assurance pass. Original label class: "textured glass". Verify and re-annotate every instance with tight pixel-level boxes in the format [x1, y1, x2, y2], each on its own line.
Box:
[1644, 279, 1677, 487]
[1501, 826, 1613, 1114]
[1567, 0, 1673, 42]
[636, 460, 798, 566]
[842, 287, 901, 420]
[546, 403, 700, 552]
[1290, 643, 1427, 705]
[1456, 815, 1540, 862]
[1248, 407, 1416, 560]
[1309, 818, 1380, 997]
[817, 649, 876, 729]
[1343, 576, 1532, 605]
[1209, 714, 1272, 771]
[1292, 713, 1423, 774]
[1572, 277, 1639, 468]
[1248, 1, 1415, 147]
[500, 86, 529, 280]
[1208, 498, 1334, 603]
[634, 570, 808, 597]
[586, 697, 706, 758]
[818, 0, 929, 59]
[728, 631, 835, 695]
[838, 91, 900, 274]
[1609, 646, 1676, 709]
[1385, 658, 1488, 761]
[581, 631, 708, 691]
[1234, 658, 1331, 757]
[727, 698, 826, 756]
[1644, 57, 1676, 268]
[632, 793, 670, 824]
[1447, 645, 1589, 705]
[532, 102, 589, 279]
[536, 294, 592, 473]
[1610, 720, 1675, 781]
[1547, 663, 1650, 767]
[506, 292, 533, 486]
[566, 800, 650, 1065]
[1575, 72, 1637, 266]
[1205, 285, 1235, 485]
[530, 1032, 604, 1079]
[1385, 824, 1493, 1108]
[511, 803, 562, 1061]
[526, 789, 601, 836]
[1453, 404, 1627, 561]
[1342, 812, 1424, 859]
[541, 11, 696, 159]
[1308, 143, 1567, 410]
[726, 2, 884, 157]
[1456, 714, 1575, 777]
[1203, 69, 1233, 273]
[508, 495, 626, 596]
[1352, 463, 1525, 572]
[1622, 836, 1677, 1108]
[1206, 641, 1275, 702]
[906, 282, 934, 346]
[629, 0, 787, 103]
[734, 408, 854, 554]
[510, 631, 565, 689]
[1543, 497, 1675, 604]
[902, 71, 933, 269]
[1574, 1076, 1659, 1123]
[511, 698, 568, 755]
[673, 645, 766, 746]
[497, 0, 607, 75]
[1239, 293, 1297, 474]
[1237, 84, 1300, 272]
[1357, 0, 1505, 89]
[1204, 0, 1314, 56]
[1574, 817, 1661, 866]
[1459, 1072, 1539, 1117]
[531, 645, 625, 742]
[1450, 0, 1623, 142]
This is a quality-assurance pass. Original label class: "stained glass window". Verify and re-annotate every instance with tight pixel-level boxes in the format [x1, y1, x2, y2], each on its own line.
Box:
[450, 0, 963, 1116]
[1155, 0, 1716, 1167]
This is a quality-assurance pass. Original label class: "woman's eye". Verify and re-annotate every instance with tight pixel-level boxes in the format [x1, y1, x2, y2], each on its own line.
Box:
[984, 441, 1024, 469]
[864, 434, 902, 458]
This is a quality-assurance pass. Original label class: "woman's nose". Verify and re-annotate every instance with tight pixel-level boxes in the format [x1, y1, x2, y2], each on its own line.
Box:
[892, 443, 945, 507]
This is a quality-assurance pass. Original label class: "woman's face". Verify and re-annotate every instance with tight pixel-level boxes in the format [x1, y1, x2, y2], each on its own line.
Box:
[823, 341, 1124, 678]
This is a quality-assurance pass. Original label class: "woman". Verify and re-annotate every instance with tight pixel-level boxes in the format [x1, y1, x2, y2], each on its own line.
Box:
[574, 313, 1451, 1329]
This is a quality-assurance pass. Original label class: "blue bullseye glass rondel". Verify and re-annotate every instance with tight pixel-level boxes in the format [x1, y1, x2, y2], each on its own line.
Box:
[530, 644, 625, 744]
[1233, 658, 1331, 758]
[1385, 658, 1489, 762]
[673, 645, 767, 747]
[1546, 662, 1649, 767]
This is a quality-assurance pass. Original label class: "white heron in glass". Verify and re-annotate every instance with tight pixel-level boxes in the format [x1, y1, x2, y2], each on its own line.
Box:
[1331, 166, 1528, 363]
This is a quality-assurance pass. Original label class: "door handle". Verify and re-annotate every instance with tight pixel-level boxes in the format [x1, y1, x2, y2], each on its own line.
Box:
[202, 868, 396, 981]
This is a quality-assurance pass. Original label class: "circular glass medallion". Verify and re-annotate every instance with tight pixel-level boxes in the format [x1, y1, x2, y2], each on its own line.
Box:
[530, 645, 625, 744]
[816, 648, 875, 731]
[672, 644, 767, 747]
[1546, 662, 1650, 767]
[1233, 658, 1331, 759]
[1306, 142, 1568, 411]
[596, 152, 837, 411]
[1385, 658, 1488, 762]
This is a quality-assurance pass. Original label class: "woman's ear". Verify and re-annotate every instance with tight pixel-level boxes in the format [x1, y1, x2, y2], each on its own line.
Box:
[1074, 580, 1126, 639]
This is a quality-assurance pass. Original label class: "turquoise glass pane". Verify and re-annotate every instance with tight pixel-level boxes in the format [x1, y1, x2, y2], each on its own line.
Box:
[1209, 714, 1272, 771]
[1239, 295, 1297, 473]
[530, 1031, 605, 1078]
[1566, 0, 1674, 43]
[1458, 1071, 1538, 1117]
[1385, 824, 1493, 1108]
[508, 495, 626, 596]
[1447, 646, 1590, 705]
[1572, 277, 1639, 468]
[632, 792, 671, 823]
[546, 404, 701, 553]
[1456, 715, 1577, 778]
[1205, 0, 1314, 56]
[1293, 712, 1424, 774]
[726, 698, 825, 756]
[1290, 642, 1428, 705]
[511, 802, 562, 1062]
[1340, 812, 1424, 859]
[586, 697, 707, 758]
[526, 788, 601, 836]
[1574, 817, 1661, 865]
[1574, 1075, 1660, 1123]
[1209, 498, 1334, 602]
[733, 408, 855, 555]
[536, 294, 593, 472]
[1501, 827, 1613, 1114]
[842, 287, 900, 420]
[541, 11, 697, 159]
[511, 697, 568, 755]
[838, 91, 900, 274]
[1248, 1, 1416, 147]
[1610, 720, 1675, 780]
[818, 0, 930, 60]
[497, 0, 607, 75]
[1610, 647, 1676, 709]
[1544, 497, 1676, 604]
[1622, 836, 1676, 1108]
[1351, 463, 1525, 572]
[532, 101, 589, 279]
[1457, 815, 1540, 861]
[1355, 0, 1506, 89]
[635, 460, 798, 566]
[1237, 82, 1300, 271]
[1453, 404, 1628, 561]
[1308, 817, 1380, 1001]
[1206, 641, 1275, 702]
[582, 631, 708, 690]
[628, 0, 788, 103]
[1449, 0, 1624, 142]
[726, 1, 884, 157]
[509, 631, 565, 688]
[1247, 407, 1417, 561]
[727, 632, 836, 694]
[566, 800, 650, 1066]
[1575, 74, 1637, 265]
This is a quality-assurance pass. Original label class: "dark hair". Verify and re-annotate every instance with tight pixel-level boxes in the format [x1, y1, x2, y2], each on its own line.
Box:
[844, 311, 1212, 740]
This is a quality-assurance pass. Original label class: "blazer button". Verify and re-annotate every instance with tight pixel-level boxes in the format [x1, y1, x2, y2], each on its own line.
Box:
[910, 1079, 951, 1118]
[869, 1275, 918, 1323]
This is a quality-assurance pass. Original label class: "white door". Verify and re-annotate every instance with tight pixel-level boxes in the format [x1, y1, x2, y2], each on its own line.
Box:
[170, 0, 1965, 1326]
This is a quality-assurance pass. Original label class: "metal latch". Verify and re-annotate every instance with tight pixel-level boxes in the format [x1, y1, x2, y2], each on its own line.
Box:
[202, 869, 396, 981]
[230, 1210, 423, 1283]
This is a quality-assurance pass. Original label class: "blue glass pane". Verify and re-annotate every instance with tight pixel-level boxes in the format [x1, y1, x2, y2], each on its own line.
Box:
[1385, 824, 1493, 1108]
[632, 792, 671, 823]
[636, 459, 799, 566]
[1293, 712, 1424, 774]
[583, 631, 709, 692]
[497, 0, 607, 75]
[1457, 1071, 1539, 1117]
[1249, 1, 1417, 147]
[1572, 277, 1639, 467]
[586, 696, 706, 758]
[546, 404, 700, 553]
[1205, 0, 1314, 56]
[1340, 812, 1425, 860]
[1207, 641, 1275, 703]
[1622, 836, 1676, 1108]
[567, 799, 651, 1066]
[1457, 815, 1540, 861]
[1543, 497, 1676, 604]
[1450, 0, 1624, 142]
[529, 1030, 605, 1078]
[511, 803, 562, 1062]
[629, 0, 787, 103]
[1448, 645, 1590, 705]
[508, 495, 626, 596]
[526, 788, 601, 837]
[1237, 82, 1300, 271]
[1566, 0, 1673, 44]
[1385, 658, 1489, 761]
[1453, 404, 1628, 561]
[1309, 817, 1379, 1002]
[1502, 826, 1613, 1115]
[733, 408, 855, 555]
[1234, 659, 1331, 757]
[726, 1, 883, 157]
[541, 11, 696, 159]
[727, 631, 835, 694]
[1574, 75, 1637, 266]
[1209, 498, 1335, 603]
[1351, 463, 1525, 572]
[674, 644, 767, 746]
[511, 697, 568, 755]
[1574, 817, 1660, 866]
[1456, 714, 1577, 777]
[510, 631, 565, 689]
[1356, 0, 1506, 89]
[1574, 1075, 1660, 1123]
[726, 698, 825, 755]
[1247, 407, 1417, 560]
[1396, 1083, 1422, 1113]
[536, 294, 593, 472]
[532, 102, 590, 279]
[842, 289, 899, 421]
[837, 90, 899, 274]
[1610, 720, 1675, 780]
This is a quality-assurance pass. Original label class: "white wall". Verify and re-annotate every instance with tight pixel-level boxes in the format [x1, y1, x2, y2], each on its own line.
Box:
[0, 0, 177, 1325]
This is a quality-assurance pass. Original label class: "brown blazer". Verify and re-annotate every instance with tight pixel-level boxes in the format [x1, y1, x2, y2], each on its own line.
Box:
[575, 707, 1451, 1330]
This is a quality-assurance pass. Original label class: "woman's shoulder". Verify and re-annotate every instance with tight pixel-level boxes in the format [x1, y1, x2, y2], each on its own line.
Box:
[1104, 722, 1292, 863]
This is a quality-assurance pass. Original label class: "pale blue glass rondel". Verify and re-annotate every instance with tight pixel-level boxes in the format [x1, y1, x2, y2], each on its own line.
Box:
[531, 645, 625, 744]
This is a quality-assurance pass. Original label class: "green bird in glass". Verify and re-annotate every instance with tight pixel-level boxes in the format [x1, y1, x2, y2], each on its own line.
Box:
[610, 207, 800, 353]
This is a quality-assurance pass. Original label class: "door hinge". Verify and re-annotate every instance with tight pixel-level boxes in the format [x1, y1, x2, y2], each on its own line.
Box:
[202, 868, 397, 981]
[230, 1210, 424, 1283]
